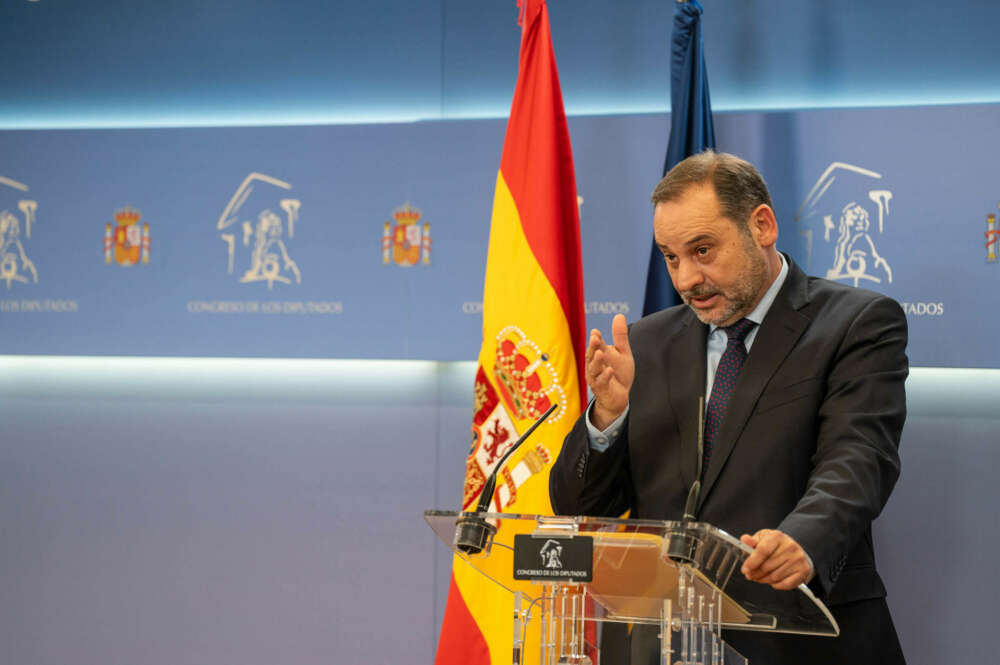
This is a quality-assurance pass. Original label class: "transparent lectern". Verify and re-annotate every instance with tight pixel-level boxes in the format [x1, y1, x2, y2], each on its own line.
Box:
[426, 510, 838, 665]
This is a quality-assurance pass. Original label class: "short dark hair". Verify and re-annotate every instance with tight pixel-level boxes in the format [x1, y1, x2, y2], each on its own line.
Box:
[650, 151, 773, 231]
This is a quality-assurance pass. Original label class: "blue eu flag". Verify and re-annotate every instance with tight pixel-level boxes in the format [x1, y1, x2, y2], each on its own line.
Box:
[641, 0, 716, 315]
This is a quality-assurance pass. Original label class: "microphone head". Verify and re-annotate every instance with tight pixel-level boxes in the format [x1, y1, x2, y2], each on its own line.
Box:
[682, 479, 701, 522]
[453, 515, 497, 555]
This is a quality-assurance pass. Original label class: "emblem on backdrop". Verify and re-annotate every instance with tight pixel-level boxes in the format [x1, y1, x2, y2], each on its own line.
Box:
[381, 203, 431, 266]
[0, 176, 38, 288]
[462, 325, 565, 511]
[104, 207, 150, 266]
[795, 162, 894, 287]
[985, 204, 999, 263]
[216, 172, 302, 289]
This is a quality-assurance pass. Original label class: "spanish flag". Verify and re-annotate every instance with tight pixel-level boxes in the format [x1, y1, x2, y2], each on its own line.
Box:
[434, 0, 586, 663]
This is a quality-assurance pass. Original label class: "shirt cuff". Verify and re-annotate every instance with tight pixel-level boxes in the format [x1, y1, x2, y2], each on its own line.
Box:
[585, 399, 629, 452]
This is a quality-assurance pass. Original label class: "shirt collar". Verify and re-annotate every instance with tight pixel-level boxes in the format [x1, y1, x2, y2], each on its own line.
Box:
[710, 253, 788, 333]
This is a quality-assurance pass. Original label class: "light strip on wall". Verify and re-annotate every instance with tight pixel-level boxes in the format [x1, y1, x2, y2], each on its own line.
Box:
[0, 355, 478, 404]
[0, 356, 996, 411]
[3, 93, 1000, 131]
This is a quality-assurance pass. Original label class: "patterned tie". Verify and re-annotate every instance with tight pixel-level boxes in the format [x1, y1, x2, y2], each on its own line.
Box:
[702, 318, 756, 480]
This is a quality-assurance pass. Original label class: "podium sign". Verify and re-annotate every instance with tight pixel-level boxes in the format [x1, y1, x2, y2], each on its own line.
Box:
[513, 534, 594, 582]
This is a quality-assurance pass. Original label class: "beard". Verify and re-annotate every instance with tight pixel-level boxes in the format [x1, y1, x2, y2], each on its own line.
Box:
[681, 239, 770, 326]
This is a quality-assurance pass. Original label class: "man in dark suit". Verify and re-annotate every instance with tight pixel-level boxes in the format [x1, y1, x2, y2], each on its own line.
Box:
[549, 151, 907, 665]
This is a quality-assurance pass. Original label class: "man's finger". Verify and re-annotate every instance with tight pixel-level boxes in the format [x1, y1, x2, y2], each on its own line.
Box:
[741, 530, 781, 576]
[589, 364, 614, 391]
[771, 571, 807, 591]
[586, 329, 606, 359]
[754, 558, 799, 585]
[611, 314, 630, 353]
[749, 539, 801, 577]
[767, 565, 809, 590]
[748, 553, 789, 580]
[588, 347, 611, 377]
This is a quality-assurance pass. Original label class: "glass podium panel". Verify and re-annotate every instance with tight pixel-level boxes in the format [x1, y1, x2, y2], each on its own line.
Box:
[426, 510, 839, 638]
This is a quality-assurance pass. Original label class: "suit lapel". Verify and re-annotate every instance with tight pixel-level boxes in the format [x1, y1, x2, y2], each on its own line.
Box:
[666, 312, 708, 491]
[699, 259, 812, 507]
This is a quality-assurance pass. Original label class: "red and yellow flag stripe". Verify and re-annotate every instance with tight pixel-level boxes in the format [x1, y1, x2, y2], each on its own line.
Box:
[435, 1, 586, 663]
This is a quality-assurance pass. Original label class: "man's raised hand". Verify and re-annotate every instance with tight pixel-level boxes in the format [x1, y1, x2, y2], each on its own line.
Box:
[586, 313, 635, 430]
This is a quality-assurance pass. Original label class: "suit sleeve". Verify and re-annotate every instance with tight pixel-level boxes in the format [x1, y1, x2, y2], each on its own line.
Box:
[549, 411, 633, 518]
[777, 295, 908, 596]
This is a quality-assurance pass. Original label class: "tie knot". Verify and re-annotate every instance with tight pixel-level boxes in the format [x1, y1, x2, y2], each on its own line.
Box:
[723, 318, 755, 344]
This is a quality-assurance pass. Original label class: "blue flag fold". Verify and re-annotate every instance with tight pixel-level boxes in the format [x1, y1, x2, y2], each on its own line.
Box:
[642, 0, 716, 316]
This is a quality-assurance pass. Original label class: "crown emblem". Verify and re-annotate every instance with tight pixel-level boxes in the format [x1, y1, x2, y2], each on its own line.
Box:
[492, 325, 566, 423]
[114, 206, 141, 226]
[392, 203, 421, 225]
[104, 206, 149, 266]
[986, 210, 999, 263]
[382, 202, 431, 266]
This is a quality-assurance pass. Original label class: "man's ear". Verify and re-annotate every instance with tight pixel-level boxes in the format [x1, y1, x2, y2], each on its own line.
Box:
[749, 204, 779, 248]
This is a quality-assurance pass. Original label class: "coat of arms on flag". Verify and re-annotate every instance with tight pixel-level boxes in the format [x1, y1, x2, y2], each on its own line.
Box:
[464, 325, 567, 513]
[104, 206, 150, 266]
[381, 203, 431, 266]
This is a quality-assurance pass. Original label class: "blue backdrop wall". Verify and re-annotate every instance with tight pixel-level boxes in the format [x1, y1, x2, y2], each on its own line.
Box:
[2, 2, 999, 665]
[4, 0, 1000, 127]
[1, 105, 998, 364]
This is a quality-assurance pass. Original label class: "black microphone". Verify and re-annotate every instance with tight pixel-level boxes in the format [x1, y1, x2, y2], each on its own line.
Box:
[454, 402, 559, 554]
[682, 480, 701, 523]
[682, 396, 705, 522]
[670, 398, 704, 563]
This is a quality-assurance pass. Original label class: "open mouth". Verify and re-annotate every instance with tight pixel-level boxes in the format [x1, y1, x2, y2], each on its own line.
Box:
[687, 293, 719, 309]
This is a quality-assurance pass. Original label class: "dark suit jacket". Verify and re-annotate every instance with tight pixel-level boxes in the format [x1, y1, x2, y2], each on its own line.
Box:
[549, 256, 908, 665]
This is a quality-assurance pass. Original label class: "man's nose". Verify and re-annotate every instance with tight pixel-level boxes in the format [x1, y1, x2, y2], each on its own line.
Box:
[671, 259, 703, 292]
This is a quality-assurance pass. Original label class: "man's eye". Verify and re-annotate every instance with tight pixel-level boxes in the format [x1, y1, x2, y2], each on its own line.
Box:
[696, 246, 710, 256]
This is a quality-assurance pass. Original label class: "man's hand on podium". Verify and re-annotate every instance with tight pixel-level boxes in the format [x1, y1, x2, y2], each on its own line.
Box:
[739, 529, 814, 591]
